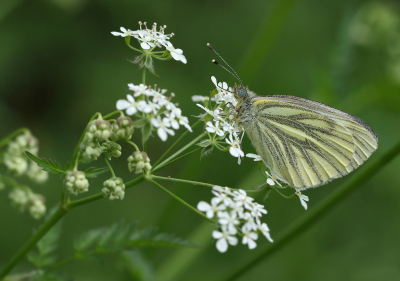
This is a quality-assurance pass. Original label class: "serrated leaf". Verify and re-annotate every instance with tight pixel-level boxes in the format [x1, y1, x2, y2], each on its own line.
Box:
[200, 146, 214, 160]
[197, 139, 212, 148]
[25, 152, 66, 175]
[142, 123, 152, 147]
[81, 167, 109, 178]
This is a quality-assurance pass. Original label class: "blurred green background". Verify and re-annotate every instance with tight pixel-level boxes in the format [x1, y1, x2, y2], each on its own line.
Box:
[1, 0, 400, 280]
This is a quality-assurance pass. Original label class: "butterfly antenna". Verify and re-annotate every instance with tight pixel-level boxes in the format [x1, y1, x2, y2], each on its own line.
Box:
[207, 43, 244, 87]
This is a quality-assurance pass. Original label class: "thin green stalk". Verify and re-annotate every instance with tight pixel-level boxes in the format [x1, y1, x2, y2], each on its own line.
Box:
[147, 178, 215, 224]
[67, 175, 145, 209]
[51, 256, 76, 269]
[120, 139, 140, 152]
[236, 0, 299, 84]
[152, 175, 215, 188]
[0, 207, 67, 279]
[126, 43, 142, 53]
[222, 140, 400, 281]
[142, 67, 146, 84]
[151, 147, 201, 173]
[154, 133, 206, 171]
[103, 156, 116, 177]
[0, 128, 29, 148]
[152, 120, 202, 169]
[103, 110, 123, 119]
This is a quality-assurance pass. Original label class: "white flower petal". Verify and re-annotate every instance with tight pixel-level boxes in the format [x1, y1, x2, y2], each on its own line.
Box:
[227, 236, 238, 246]
[126, 106, 137, 116]
[267, 178, 275, 186]
[197, 201, 210, 212]
[216, 238, 228, 253]
[300, 198, 308, 210]
[157, 128, 167, 141]
[116, 100, 131, 110]
[141, 42, 150, 49]
[211, 76, 218, 87]
[212, 230, 223, 239]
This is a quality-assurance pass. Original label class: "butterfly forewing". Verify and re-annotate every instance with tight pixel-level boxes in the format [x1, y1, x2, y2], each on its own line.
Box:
[241, 95, 378, 190]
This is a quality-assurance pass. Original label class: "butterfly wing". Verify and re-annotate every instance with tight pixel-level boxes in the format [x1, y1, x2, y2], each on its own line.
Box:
[242, 95, 378, 190]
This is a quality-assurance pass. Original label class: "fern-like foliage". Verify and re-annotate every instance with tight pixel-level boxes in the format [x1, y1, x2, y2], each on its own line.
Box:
[81, 167, 109, 178]
[25, 152, 66, 175]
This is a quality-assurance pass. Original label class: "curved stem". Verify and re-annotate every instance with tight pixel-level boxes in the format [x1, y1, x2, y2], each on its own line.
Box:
[0, 128, 29, 148]
[126, 43, 142, 53]
[152, 120, 202, 169]
[103, 155, 116, 178]
[142, 67, 146, 85]
[0, 207, 67, 279]
[103, 110, 123, 119]
[222, 140, 400, 281]
[147, 178, 215, 224]
[120, 139, 140, 152]
[152, 175, 215, 188]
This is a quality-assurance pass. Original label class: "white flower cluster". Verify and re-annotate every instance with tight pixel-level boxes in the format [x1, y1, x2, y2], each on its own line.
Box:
[116, 83, 192, 142]
[196, 76, 245, 164]
[65, 171, 89, 195]
[2, 133, 48, 183]
[111, 22, 186, 64]
[102, 177, 125, 200]
[197, 186, 273, 253]
[8, 187, 46, 219]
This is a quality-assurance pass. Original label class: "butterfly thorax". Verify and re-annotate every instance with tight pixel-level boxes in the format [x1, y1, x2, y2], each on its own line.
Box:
[232, 85, 256, 128]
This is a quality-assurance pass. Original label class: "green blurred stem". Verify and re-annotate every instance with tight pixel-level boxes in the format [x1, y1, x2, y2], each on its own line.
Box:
[0, 127, 29, 148]
[222, 140, 400, 281]
[151, 147, 201, 173]
[152, 175, 215, 188]
[103, 110, 123, 119]
[126, 43, 142, 53]
[103, 155, 116, 178]
[0, 207, 67, 279]
[236, 0, 299, 84]
[142, 67, 146, 84]
[147, 178, 215, 224]
[152, 120, 202, 169]
[153, 133, 206, 172]
[51, 256, 76, 269]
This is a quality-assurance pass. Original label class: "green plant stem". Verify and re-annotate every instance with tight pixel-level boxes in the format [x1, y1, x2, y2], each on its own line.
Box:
[152, 120, 202, 169]
[151, 148, 201, 173]
[142, 67, 146, 84]
[0, 207, 67, 279]
[154, 133, 206, 172]
[103, 110, 123, 119]
[147, 178, 215, 224]
[103, 156, 116, 177]
[0, 128, 29, 148]
[236, 0, 299, 84]
[152, 175, 215, 188]
[120, 139, 140, 152]
[126, 42, 142, 53]
[68, 175, 145, 209]
[222, 140, 400, 281]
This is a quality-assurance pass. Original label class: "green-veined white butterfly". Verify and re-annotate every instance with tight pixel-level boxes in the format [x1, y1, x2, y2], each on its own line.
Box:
[208, 44, 378, 190]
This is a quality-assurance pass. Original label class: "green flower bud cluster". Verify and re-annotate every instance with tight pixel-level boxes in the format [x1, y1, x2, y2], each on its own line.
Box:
[8, 187, 46, 219]
[128, 152, 151, 173]
[101, 141, 122, 160]
[86, 120, 111, 142]
[102, 177, 125, 200]
[80, 140, 102, 163]
[111, 116, 134, 141]
[65, 171, 89, 195]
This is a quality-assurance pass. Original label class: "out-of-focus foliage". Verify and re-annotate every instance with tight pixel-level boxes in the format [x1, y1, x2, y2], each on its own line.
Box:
[1, 0, 400, 280]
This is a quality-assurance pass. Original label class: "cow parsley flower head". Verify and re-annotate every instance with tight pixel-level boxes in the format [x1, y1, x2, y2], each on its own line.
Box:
[197, 186, 273, 253]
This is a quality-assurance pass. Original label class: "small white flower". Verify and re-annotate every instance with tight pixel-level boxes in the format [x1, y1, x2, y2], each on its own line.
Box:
[246, 153, 262, 161]
[192, 95, 211, 103]
[165, 112, 179, 130]
[174, 108, 192, 132]
[206, 121, 225, 137]
[116, 94, 145, 116]
[128, 83, 148, 97]
[233, 189, 254, 210]
[137, 30, 156, 50]
[212, 189, 233, 206]
[242, 212, 258, 231]
[225, 134, 244, 164]
[166, 42, 187, 64]
[258, 222, 273, 243]
[242, 226, 258, 250]
[251, 202, 267, 217]
[151, 116, 175, 142]
[111, 27, 134, 37]
[218, 211, 240, 233]
[295, 191, 309, 210]
[140, 100, 161, 114]
[197, 197, 226, 219]
[212, 226, 238, 253]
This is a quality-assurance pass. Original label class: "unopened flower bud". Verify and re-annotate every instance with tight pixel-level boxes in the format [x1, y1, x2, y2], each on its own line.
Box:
[101, 141, 122, 160]
[111, 116, 134, 141]
[102, 177, 125, 200]
[80, 139, 102, 163]
[86, 119, 111, 142]
[65, 171, 89, 195]
[128, 151, 151, 173]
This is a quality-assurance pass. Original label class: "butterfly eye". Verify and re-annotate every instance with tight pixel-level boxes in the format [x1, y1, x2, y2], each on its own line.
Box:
[238, 89, 246, 97]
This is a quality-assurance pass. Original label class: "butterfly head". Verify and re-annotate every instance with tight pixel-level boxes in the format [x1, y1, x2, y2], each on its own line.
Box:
[233, 84, 249, 101]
